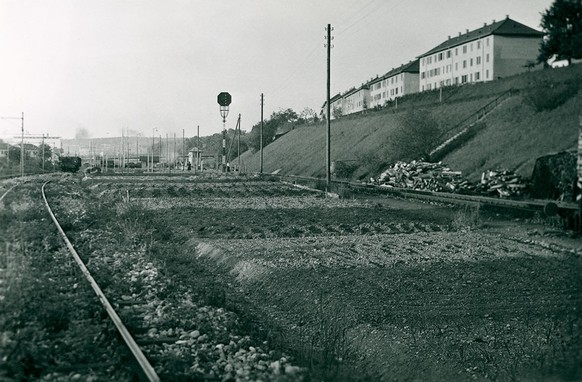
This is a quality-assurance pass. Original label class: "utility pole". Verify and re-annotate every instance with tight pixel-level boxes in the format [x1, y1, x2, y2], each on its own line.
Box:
[182, 128, 185, 171]
[136, 134, 140, 168]
[237, 114, 241, 172]
[197, 125, 200, 173]
[325, 24, 333, 190]
[151, 128, 156, 173]
[41, 134, 45, 172]
[260, 93, 264, 174]
[1, 112, 24, 177]
[20, 112, 23, 178]
[173, 132, 176, 171]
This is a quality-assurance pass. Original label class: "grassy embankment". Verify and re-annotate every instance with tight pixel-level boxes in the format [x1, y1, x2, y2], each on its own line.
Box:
[238, 64, 582, 182]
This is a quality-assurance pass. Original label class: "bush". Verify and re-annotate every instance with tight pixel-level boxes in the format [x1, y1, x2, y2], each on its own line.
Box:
[391, 109, 441, 161]
[523, 80, 579, 112]
[331, 160, 359, 180]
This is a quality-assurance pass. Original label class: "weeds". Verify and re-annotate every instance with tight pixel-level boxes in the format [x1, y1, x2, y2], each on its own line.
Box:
[523, 80, 579, 112]
[451, 203, 482, 230]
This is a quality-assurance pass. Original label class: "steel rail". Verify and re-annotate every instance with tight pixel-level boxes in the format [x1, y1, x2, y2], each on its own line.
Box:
[0, 184, 17, 202]
[268, 173, 578, 214]
[41, 181, 160, 382]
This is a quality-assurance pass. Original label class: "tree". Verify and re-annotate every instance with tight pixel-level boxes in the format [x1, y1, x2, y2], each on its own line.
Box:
[36, 143, 52, 162]
[298, 107, 318, 124]
[391, 110, 441, 161]
[538, 0, 582, 65]
[247, 108, 299, 151]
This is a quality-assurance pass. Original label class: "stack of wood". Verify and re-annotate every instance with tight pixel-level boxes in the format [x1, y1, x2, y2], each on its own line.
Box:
[374, 161, 529, 198]
[476, 169, 528, 198]
[375, 161, 471, 193]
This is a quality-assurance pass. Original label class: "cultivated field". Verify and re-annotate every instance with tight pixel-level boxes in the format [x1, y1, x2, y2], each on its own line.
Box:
[2, 173, 581, 381]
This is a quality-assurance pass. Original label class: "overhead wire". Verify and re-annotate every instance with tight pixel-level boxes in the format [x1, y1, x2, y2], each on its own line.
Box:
[269, 0, 407, 113]
[271, 0, 386, 98]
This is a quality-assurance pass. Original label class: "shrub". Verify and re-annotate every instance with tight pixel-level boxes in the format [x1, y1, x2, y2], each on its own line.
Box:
[451, 203, 482, 230]
[523, 80, 579, 112]
[391, 109, 441, 161]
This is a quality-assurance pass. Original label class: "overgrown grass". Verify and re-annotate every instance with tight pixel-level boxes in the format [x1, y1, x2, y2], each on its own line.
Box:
[237, 65, 582, 182]
[451, 203, 482, 231]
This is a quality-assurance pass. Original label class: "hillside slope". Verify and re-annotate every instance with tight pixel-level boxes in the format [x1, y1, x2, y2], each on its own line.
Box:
[239, 65, 582, 182]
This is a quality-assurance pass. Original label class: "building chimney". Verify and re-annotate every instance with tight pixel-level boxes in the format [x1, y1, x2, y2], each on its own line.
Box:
[492, 19, 496, 23]
[466, 29, 469, 34]
[484, 22, 487, 27]
[506, 14, 509, 19]
[458, 31, 461, 37]
[448, 35, 451, 40]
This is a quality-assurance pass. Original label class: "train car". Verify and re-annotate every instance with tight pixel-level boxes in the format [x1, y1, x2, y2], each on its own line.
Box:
[59, 156, 82, 173]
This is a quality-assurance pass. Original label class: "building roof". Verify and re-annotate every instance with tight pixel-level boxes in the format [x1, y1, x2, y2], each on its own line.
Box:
[321, 93, 343, 109]
[343, 84, 370, 98]
[369, 59, 420, 85]
[419, 16, 543, 57]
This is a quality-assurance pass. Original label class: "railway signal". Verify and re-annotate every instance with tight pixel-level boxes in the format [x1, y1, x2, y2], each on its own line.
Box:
[217, 92, 232, 172]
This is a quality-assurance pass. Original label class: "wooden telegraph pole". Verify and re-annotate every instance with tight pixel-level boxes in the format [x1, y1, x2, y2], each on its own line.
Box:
[325, 25, 333, 190]
[260, 93, 264, 174]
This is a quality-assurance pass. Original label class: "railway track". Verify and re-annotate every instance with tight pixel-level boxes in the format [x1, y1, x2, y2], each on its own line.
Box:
[271, 173, 580, 221]
[40, 181, 161, 382]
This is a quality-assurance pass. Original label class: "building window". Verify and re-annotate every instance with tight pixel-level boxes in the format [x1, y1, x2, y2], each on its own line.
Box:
[421, 72, 425, 79]
[470, 58, 473, 66]
[486, 37, 490, 46]
[476, 72, 480, 80]
[455, 77, 459, 84]
[455, 62, 458, 71]
[476, 56, 481, 65]
[463, 60, 467, 68]
[438, 52, 443, 61]
[470, 73, 473, 82]
[463, 46, 467, 54]
[470, 43, 473, 52]
[486, 53, 490, 63]
[477, 41, 481, 49]
[422, 85, 425, 91]
[395, 88, 398, 95]
[461, 75, 468, 83]
[455, 48, 458, 56]
[486, 69, 489, 79]
[447, 50, 451, 58]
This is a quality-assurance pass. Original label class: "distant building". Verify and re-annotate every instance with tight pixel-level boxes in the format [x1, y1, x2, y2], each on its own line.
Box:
[342, 84, 371, 116]
[321, 93, 344, 120]
[418, 16, 544, 91]
[369, 60, 420, 108]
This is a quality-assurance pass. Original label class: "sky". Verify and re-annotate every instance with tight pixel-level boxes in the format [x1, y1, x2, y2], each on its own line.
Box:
[0, 0, 554, 140]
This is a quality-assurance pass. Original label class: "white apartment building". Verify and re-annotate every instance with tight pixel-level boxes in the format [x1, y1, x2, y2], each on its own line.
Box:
[369, 60, 420, 108]
[418, 16, 543, 91]
[342, 85, 371, 116]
